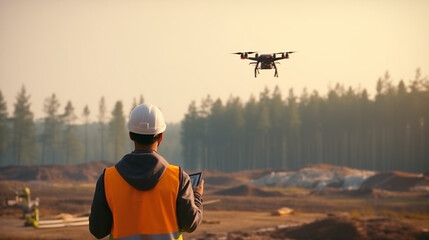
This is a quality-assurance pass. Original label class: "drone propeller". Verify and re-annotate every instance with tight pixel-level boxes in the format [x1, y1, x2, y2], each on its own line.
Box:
[273, 51, 296, 59]
[232, 51, 257, 59]
[232, 51, 256, 55]
[274, 51, 295, 55]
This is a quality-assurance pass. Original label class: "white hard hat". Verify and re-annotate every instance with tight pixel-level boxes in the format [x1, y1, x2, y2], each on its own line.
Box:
[127, 103, 166, 135]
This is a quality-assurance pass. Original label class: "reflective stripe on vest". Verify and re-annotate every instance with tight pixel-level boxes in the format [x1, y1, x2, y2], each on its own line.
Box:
[105, 165, 182, 240]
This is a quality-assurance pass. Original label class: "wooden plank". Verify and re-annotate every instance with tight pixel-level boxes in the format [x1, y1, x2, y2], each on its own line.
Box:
[38, 217, 88, 225]
[36, 220, 89, 229]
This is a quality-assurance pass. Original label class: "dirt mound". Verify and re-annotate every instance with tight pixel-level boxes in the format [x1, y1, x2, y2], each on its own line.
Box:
[213, 184, 284, 197]
[252, 164, 376, 190]
[0, 161, 113, 182]
[272, 216, 363, 240]
[310, 187, 408, 198]
[202, 169, 271, 186]
[360, 171, 429, 192]
[253, 165, 429, 193]
[204, 175, 245, 186]
[270, 216, 429, 240]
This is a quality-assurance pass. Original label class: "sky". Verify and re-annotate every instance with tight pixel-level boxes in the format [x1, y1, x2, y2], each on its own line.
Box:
[1, 0, 428, 123]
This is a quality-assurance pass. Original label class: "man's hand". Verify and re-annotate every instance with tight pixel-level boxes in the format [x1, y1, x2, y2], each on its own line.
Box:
[193, 179, 204, 196]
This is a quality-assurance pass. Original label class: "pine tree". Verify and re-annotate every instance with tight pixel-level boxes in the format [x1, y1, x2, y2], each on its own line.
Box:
[182, 101, 200, 169]
[0, 91, 9, 164]
[98, 97, 107, 161]
[41, 94, 61, 164]
[109, 101, 127, 161]
[286, 88, 300, 168]
[12, 86, 36, 165]
[82, 105, 90, 162]
[207, 99, 224, 170]
[269, 86, 286, 168]
[243, 96, 259, 169]
[224, 96, 244, 171]
[61, 101, 79, 164]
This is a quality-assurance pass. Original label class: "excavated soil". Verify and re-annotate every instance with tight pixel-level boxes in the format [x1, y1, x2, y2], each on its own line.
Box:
[214, 184, 285, 197]
[360, 171, 429, 191]
[269, 216, 429, 240]
[0, 161, 113, 182]
[1, 162, 428, 240]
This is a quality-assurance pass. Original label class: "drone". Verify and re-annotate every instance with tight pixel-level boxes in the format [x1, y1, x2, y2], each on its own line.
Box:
[233, 51, 295, 78]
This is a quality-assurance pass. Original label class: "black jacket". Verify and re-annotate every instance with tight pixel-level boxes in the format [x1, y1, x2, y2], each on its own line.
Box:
[89, 150, 203, 239]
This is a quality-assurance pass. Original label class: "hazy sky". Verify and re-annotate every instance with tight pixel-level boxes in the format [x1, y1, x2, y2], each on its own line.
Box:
[1, 0, 428, 123]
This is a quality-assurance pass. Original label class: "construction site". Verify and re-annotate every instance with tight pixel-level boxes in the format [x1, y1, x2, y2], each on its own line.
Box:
[1, 162, 428, 240]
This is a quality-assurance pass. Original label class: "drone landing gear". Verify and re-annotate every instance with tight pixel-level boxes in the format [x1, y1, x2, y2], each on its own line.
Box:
[254, 62, 260, 78]
[255, 68, 260, 78]
[273, 63, 279, 78]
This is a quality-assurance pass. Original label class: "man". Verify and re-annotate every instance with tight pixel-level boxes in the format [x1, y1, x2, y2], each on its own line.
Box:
[89, 103, 203, 240]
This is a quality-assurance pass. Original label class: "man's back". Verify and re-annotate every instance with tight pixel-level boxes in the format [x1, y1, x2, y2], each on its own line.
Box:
[104, 156, 181, 239]
[89, 104, 203, 240]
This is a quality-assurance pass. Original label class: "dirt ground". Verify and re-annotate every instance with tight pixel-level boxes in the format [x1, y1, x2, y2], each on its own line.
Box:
[0, 162, 428, 240]
[0, 210, 326, 240]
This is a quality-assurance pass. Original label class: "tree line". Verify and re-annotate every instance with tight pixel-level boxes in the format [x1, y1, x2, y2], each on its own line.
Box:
[0, 90, 182, 166]
[182, 69, 429, 173]
[2, 69, 428, 172]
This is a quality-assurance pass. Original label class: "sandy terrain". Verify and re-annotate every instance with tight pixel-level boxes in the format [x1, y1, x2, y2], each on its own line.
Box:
[1, 162, 428, 240]
[0, 211, 325, 240]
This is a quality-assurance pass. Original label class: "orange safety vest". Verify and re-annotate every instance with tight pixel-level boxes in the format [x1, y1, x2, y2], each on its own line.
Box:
[104, 165, 183, 240]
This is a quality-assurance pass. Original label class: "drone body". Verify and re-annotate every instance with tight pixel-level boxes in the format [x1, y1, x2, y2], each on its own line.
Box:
[233, 51, 295, 77]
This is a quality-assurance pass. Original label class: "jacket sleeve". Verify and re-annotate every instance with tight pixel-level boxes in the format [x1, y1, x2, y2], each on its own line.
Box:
[89, 169, 113, 239]
[176, 168, 203, 233]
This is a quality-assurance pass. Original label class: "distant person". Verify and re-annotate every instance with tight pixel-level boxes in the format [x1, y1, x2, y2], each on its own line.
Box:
[89, 103, 204, 240]
[18, 187, 31, 219]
